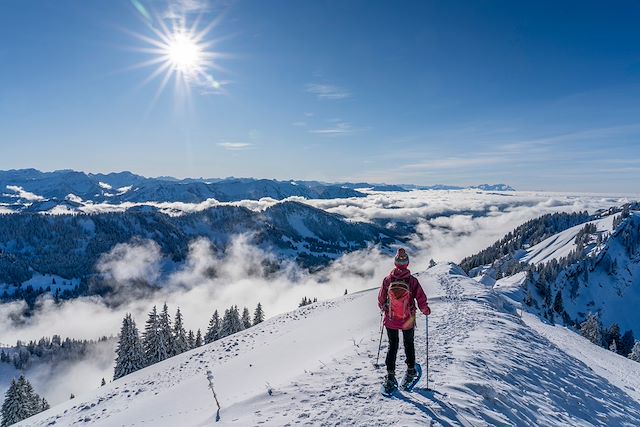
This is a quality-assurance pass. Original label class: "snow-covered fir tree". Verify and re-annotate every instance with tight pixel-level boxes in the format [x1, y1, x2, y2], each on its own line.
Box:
[629, 342, 640, 362]
[241, 307, 252, 329]
[253, 303, 265, 325]
[159, 303, 174, 356]
[620, 330, 636, 356]
[172, 308, 189, 355]
[187, 330, 195, 349]
[580, 313, 603, 346]
[204, 310, 221, 343]
[195, 329, 203, 347]
[1, 375, 47, 426]
[605, 323, 621, 352]
[142, 306, 169, 365]
[220, 306, 244, 338]
[113, 313, 145, 380]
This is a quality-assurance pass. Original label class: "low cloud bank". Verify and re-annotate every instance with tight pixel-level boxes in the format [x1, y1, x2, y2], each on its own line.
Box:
[0, 190, 634, 404]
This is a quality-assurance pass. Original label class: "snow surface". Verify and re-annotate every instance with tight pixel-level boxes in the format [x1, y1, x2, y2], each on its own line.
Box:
[521, 215, 615, 265]
[19, 264, 640, 426]
[0, 274, 79, 296]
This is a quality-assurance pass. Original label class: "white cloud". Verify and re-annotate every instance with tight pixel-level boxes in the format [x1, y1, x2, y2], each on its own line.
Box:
[96, 240, 163, 287]
[305, 83, 351, 100]
[218, 142, 253, 150]
[164, 0, 211, 19]
[309, 121, 354, 137]
[400, 157, 509, 170]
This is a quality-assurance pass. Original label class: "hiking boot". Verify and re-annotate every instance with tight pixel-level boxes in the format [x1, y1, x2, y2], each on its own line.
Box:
[382, 372, 398, 395]
[402, 366, 418, 389]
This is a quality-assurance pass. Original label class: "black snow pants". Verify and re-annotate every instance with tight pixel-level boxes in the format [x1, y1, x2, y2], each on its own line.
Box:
[385, 327, 415, 373]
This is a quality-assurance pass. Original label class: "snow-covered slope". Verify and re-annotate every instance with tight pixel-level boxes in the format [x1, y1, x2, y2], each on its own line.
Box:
[491, 211, 640, 333]
[521, 214, 615, 265]
[20, 264, 640, 426]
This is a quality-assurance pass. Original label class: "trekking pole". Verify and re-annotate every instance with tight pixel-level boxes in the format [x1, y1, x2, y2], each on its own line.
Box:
[206, 370, 221, 422]
[425, 315, 430, 391]
[375, 310, 384, 368]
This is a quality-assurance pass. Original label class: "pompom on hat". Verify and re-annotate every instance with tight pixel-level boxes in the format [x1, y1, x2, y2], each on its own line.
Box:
[394, 248, 410, 269]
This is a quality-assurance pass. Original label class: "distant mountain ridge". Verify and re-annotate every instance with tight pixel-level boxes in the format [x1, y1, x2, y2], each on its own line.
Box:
[0, 169, 515, 212]
[0, 201, 401, 302]
[0, 169, 364, 205]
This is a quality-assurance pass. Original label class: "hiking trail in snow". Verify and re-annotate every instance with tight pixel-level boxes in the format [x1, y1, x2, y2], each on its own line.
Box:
[21, 264, 640, 426]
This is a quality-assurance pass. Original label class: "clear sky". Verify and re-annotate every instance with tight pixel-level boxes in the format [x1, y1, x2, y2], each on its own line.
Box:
[1, 0, 639, 192]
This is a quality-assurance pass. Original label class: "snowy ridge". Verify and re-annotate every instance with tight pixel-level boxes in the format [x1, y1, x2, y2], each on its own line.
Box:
[521, 214, 615, 265]
[21, 264, 640, 426]
[491, 211, 640, 332]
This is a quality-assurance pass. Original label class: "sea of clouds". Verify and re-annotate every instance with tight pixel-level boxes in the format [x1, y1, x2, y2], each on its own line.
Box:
[0, 189, 636, 403]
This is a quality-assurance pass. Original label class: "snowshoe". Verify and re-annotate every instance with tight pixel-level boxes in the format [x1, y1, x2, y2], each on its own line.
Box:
[381, 373, 398, 397]
[401, 363, 422, 392]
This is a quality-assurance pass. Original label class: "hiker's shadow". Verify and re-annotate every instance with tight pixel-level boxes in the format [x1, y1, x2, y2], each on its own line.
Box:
[400, 387, 469, 427]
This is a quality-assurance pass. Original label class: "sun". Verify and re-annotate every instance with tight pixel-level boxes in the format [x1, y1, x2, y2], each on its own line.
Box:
[166, 32, 203, 74]
[126, 5, 227, 105]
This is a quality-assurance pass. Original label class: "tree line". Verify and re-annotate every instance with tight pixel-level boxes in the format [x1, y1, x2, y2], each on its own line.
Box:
[114, 302, 265, 380]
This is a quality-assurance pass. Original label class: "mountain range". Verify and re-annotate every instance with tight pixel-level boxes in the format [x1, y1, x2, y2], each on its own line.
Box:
[0, 169, 515, 213]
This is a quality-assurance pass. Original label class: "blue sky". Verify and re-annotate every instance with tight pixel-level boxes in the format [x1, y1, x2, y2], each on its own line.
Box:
[1, 0, 639, 191]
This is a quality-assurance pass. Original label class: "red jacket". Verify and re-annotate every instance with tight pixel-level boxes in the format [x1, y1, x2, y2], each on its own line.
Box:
[378, 268, 430, 330]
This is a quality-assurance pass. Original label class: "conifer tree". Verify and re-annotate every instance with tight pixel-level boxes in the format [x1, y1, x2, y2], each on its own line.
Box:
[195, 329, 203, 347]
[220, 306, 244, 338]
[1, 379, 23, 427]
[241, 307, 252, 329]
[629, 341, 640, 362]
[552, 291, 563, 314]
[580, 313, 603, 346]
[187, 330, 195, 349]
[101, 378, 106, 387]
[142, 306, 169, 365]
[1, 375, 47, 426]
[253, 303, 265, 325]
[219, 308, 232, 338]
[232, 306, 244, 333]
[204, 310, 221, 343]
[172, 307, 189, 356]
[114, 313, 145, 380]
[620, 330, 636, 356]
[606, 323, 621, 350]
[159, 303, 174, 356]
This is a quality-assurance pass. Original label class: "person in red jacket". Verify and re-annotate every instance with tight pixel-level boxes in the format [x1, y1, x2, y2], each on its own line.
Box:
[378, 248, 430, 393]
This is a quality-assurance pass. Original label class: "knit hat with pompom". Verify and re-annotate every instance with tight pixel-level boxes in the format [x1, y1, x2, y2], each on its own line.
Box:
[394, 248, 409, 269]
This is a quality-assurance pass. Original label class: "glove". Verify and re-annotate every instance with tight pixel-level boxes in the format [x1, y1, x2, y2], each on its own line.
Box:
[422, 305, 431, 316]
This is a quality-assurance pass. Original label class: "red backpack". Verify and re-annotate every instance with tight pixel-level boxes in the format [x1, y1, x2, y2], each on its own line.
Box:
[387, 280, 411, 321]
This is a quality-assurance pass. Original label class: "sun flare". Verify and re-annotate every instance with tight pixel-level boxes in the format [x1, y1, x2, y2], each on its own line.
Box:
[127, 6, 227, 104]
[166, 32, 203, 74]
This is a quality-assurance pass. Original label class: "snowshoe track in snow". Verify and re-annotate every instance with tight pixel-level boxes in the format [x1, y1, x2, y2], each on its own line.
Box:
[22, 264, 640, 426]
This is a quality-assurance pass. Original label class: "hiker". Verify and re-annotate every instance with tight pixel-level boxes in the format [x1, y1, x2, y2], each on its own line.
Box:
[378, 248, 430, 394]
